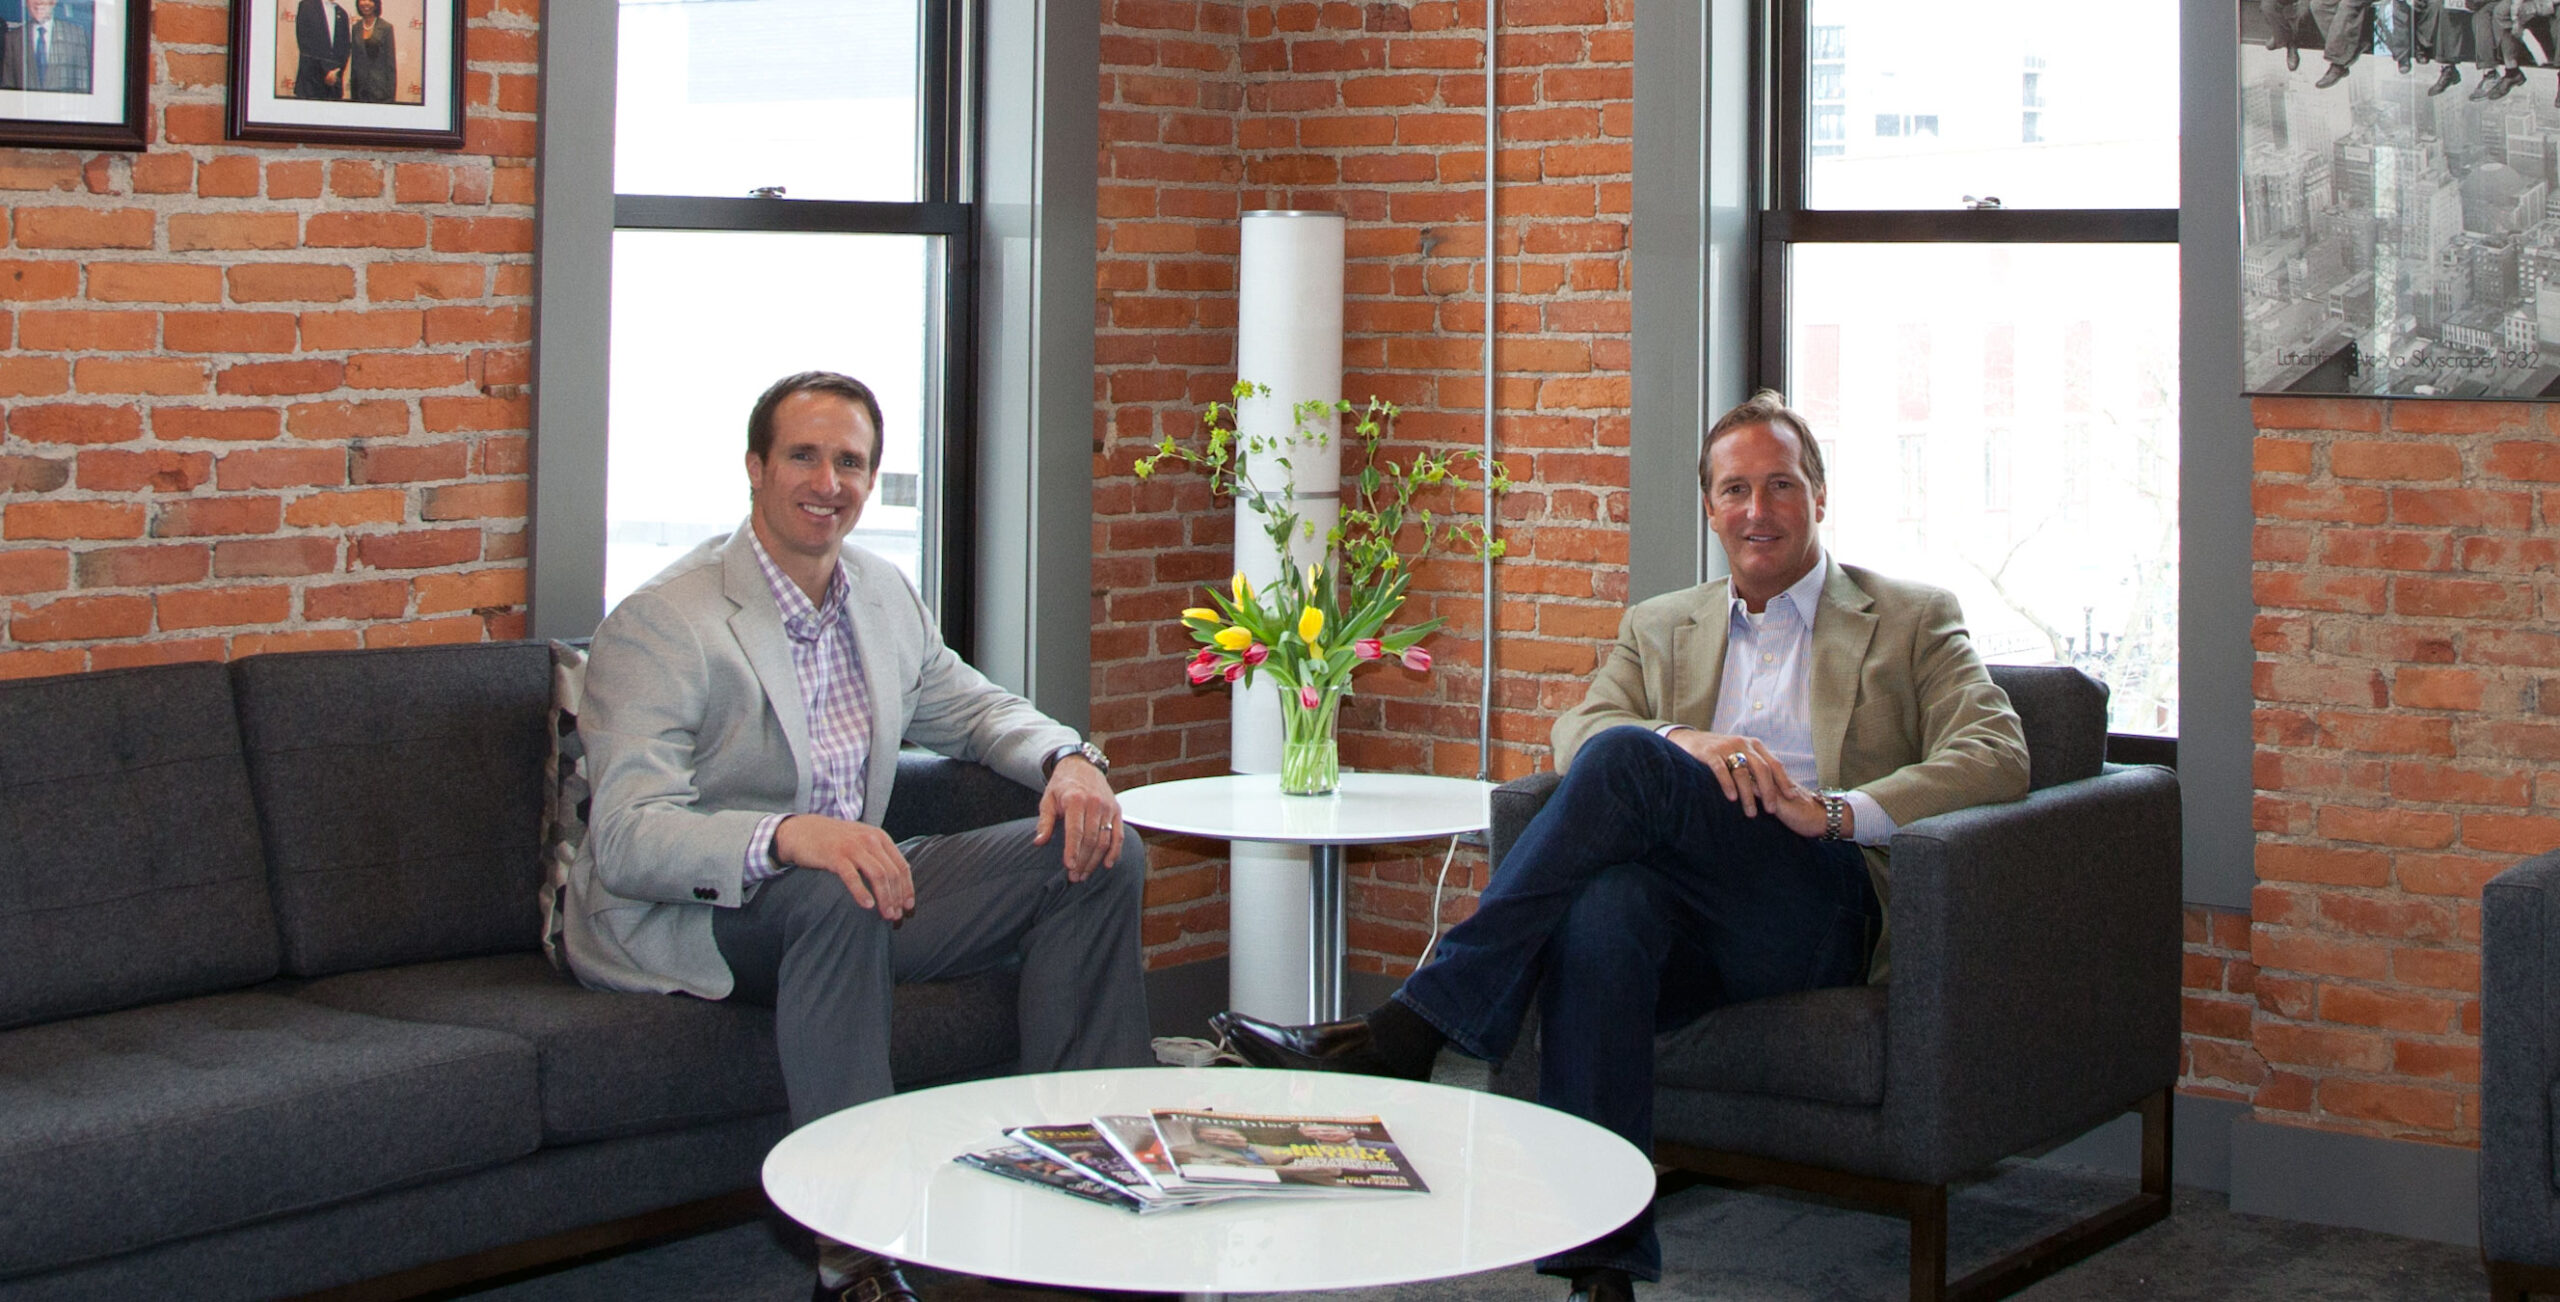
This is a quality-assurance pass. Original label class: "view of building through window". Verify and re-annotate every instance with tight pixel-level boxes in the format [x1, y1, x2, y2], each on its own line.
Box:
[1789, 245, 2181, 738]
[1783, 2, 2182, 737]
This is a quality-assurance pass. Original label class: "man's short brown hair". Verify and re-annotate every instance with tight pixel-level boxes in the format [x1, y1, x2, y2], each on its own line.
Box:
[1698, 389, 1826, 495]
[746, 370, 885, 465]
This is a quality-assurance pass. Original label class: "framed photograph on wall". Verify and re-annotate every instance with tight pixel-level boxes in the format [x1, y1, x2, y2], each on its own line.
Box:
[227, 0, 461, 147]
[0, 0, 151, 151]
[2239, 0, 2560, 399]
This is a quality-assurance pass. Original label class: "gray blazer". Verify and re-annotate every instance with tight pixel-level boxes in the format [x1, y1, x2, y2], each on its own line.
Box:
[563, 526, 1077, 997]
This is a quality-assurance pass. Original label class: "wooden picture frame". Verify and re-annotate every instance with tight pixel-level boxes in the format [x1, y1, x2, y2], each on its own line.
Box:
[0, 0, 151, 151]
[227, 0, 462, 148]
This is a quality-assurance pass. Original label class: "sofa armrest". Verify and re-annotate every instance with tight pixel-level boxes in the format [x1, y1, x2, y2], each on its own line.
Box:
[1882, 764, 2183, 1175]
[2483, 849, 2560, 1265]
[1488, 771, 1565, 872]
[880, 751, 1044, 842]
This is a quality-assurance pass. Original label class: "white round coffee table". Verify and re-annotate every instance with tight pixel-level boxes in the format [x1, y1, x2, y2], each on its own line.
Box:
[762, 1066, 1653, 1301]
[1118, 773, 1494, 1020]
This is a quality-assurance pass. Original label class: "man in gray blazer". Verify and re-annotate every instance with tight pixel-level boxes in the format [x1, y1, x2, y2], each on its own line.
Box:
[0, 0, 90, 94]
[564, 371, 1150, 1302]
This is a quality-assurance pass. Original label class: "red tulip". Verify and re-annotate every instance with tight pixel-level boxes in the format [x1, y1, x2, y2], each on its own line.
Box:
[1400, 646, 1432, 672]
[1243, 642, 1269, 666]
[1186, 658, 1218, 685]
[1354, 637, 1384, 659]
[1298, 685, 1321, 710]
[1224, 662, 1245, 682]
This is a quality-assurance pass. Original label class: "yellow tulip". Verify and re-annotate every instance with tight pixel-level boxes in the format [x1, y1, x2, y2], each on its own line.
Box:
[1297, 607, 1324, 643]
[1232, 572, 1252, 603]
[1214, 626, 1253, 651]
[1182, 607, 1221, 624]
[1310, 642, 1325, 661]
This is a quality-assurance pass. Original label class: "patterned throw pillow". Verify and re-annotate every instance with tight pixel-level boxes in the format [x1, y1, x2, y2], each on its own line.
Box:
[540, 640, 590, 969]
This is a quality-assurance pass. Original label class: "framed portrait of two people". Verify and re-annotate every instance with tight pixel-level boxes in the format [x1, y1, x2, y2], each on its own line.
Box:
[226, 0, 462, 147]
[0, 0, 149, 150]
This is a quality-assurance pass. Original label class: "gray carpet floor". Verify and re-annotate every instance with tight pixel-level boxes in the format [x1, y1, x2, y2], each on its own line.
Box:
[460, 1158, 2488, 1301]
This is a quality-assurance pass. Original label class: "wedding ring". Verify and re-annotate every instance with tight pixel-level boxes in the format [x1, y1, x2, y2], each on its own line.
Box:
[1725, 752, 1749, 771]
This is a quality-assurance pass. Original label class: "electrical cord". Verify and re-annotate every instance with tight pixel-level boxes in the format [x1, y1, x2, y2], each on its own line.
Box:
[1416, 833, 1465, 970]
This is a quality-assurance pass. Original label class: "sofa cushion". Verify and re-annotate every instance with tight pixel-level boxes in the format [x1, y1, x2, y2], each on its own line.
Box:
[0, 992, 538, 1279]
[540, 641, 591, 969]
[1654, 983, 1889, 1108]
[292, 954, 1023, 1145]
[293, 954, 785, 1145]
[231, 642, 552, 976]
[0, 661, 278, 1031]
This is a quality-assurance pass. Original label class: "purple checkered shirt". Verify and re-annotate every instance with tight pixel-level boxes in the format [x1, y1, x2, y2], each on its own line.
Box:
[742, 531, 878, 885]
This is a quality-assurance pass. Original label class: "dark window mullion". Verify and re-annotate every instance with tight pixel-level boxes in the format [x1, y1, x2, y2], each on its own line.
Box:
[1769, 0, 1806, 212]
[1766, 209, 2178, 243]
[613, 195, 971, 236]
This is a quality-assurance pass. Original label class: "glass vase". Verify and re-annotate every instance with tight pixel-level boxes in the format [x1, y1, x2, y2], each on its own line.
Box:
[1277, 684, 1342, 796]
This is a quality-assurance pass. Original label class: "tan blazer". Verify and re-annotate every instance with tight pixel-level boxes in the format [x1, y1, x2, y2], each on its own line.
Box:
[563, 526, 1076, 998]
[1551, 560, 2030, 980]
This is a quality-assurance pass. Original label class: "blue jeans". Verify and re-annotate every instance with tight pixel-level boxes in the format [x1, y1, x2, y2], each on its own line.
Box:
[1396, 726, 1879, 1281]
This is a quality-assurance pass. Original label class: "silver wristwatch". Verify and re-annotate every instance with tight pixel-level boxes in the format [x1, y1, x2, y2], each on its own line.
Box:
[1819, 792, 1849, 841]
[1041, 740, 1109, 779]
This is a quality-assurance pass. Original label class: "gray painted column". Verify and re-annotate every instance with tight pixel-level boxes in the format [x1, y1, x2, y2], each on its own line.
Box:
[2182, 0, 2256, 909]
[977, 0, 1099, 730]
[528, 0, 616, 642]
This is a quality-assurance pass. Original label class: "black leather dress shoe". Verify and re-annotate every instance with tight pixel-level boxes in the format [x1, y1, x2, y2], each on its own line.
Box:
[2316, 61, 2350, 88]
[1208, 1010, 1432, 1080]
[1566, 1267, 1636, 1302]
[2287, 45, 2301, 71]
[814, 1256, 922, 1302]
[2431, 64, 2461, 95]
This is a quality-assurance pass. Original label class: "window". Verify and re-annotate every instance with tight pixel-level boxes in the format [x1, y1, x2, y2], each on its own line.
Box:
[603, 0, 974, 619]
[1767, 0, 2181, 738]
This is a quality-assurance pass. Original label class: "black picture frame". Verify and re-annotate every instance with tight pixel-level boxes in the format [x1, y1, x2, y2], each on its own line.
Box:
[226, 0, 464, 148]
[0, 0, 151, 151]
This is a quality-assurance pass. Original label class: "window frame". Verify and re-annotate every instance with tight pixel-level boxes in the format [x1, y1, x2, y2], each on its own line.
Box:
[1756, 0, 2182, 747]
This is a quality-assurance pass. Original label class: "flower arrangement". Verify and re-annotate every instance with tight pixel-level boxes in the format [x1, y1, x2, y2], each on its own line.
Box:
[1134, 381, 1509, 793]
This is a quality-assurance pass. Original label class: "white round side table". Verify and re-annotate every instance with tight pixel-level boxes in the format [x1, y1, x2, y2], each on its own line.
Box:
[1117, 773, 1494, 1021]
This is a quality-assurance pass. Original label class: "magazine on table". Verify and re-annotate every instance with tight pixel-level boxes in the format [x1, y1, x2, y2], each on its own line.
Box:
[1091, 1112, 1217, 1198]
[1148, 1109, 1430, 1193]
[952, 1142, 1153, 1214]
[1005, 1123, 1242, 1207]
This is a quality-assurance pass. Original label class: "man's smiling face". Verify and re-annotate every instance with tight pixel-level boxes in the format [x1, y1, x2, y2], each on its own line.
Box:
[1705, 419, 1827, 611]
[744, 390, 876, 571]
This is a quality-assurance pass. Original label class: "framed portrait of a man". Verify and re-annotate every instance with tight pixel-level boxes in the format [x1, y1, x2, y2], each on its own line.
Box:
[0, 0, 149, 149]
[225, 0, 460, 147]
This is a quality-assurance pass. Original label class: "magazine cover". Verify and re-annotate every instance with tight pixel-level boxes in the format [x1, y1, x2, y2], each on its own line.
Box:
[952, 1142, 1149, 1213]
[1093, 1113, 1199, 1196]
[1149, 1109, 1430, 1193]
[1007, 1123, 1180, 1204]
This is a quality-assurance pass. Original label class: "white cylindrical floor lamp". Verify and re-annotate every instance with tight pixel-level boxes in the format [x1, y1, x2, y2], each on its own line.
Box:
[1227, 210, 1345, 1023]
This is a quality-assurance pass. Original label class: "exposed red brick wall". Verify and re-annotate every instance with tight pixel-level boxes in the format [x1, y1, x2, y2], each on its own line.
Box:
[2216, 394, 2555, 1146]
[0, 0, 537, 678]
[1095, 0, 1635, 972]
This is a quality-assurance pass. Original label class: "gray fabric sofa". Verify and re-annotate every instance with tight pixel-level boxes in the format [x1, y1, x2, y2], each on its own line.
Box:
[0, 641, 1037, 1301]
[1482, 664, 2183, 1300]
[2484, 848, 2560, 1301]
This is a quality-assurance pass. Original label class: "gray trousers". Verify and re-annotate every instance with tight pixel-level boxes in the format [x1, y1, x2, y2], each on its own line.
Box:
[2313, 0, 2376, 64]
[713, 817, 1153, 1129]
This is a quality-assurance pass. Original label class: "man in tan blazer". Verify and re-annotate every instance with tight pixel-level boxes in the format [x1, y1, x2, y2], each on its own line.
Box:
[565, 372, 1150, 1302]
[1215, 391, 2028, 1302]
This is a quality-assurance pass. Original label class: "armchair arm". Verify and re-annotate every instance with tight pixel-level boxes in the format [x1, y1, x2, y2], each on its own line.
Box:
[1488, 770, 1565, 873]
[1881, 764, 2183, 1178]
[879, 750, 1044, 842]
[2483, 850, 2560, 1265]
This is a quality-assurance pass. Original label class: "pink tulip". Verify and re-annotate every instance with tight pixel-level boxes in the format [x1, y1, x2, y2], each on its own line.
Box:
[1298, 685, 1321, 710]
[1354, 637, 1384, 660]
[1186, 658, 1218, 685]
[1223, 662, 1245, 683]
[1243, 642, 1269, 666]
[1401, 646, 1432, 672]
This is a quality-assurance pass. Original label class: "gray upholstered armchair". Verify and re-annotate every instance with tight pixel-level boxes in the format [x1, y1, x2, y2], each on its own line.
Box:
[1484, 664, 2183, 1302]
[2483, 849, 2560, 1301]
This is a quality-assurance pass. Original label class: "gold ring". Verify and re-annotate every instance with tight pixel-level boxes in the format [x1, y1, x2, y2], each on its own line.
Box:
[1725, 752, 1748, 771]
